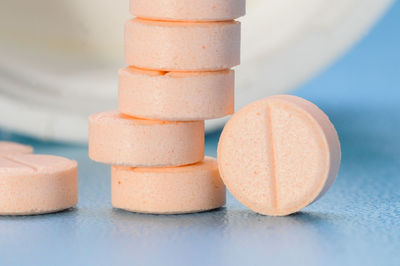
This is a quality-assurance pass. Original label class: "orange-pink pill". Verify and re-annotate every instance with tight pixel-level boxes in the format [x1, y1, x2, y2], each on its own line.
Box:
[125, 19, 240, 71]
[118, 67, 234, 121]
[0, 141, 33, 155]
[112, 157, 225, 214]
[130, 0, 246, 21]
[218, 95, 341, 216]
[0, 154, 78, 215]
[89, 111, 204, 167]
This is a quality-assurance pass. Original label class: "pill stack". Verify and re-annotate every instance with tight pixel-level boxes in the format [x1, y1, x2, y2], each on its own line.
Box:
[89, 0, 245, 214]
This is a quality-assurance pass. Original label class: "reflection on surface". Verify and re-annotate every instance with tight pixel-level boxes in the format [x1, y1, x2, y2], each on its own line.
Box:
[0, 207, 80, 264]
[108, 206, 339, 266]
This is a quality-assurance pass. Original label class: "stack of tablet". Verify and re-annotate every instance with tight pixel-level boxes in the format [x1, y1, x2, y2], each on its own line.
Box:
[89, 0, 245, 214]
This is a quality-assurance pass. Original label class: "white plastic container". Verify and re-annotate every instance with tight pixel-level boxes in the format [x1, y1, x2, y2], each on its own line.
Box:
[0, 0, 393, 142]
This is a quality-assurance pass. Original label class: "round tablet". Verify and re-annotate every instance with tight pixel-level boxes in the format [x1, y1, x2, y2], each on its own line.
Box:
[118, 67, 234, 121]
[0, 154, 78, 215]
[125, 19, 240, 71]
[130, 0, 246, 21]
[0, 141, 33, 155]
[112, 157, 225, 214]
[217, 95, 341, 216]
[89, 111, 204, 167]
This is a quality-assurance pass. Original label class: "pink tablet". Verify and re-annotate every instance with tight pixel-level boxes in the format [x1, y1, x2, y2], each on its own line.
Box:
[125, 19, 240, 71]
[118, 67, 234, 121]
[112, 157, 225, 214]
[0, 141, 33, 155]
[89, 111, 204, 167]
[218, 95, 341, 216]
[130, 0, 246, 21]
[0, 154, 78, 215]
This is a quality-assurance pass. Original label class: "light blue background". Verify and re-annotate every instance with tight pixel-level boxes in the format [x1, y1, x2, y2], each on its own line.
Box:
[0, 2, 399, 266]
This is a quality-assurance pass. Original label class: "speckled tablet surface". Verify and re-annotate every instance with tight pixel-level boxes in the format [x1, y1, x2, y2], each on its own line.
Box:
[0, 141, 33, 155]
[130, 0, 246, 21]
[89, 111, 204, 167]
[0, 154, 78, 215]
[125, 19, 240, 71]
[112, 157, 225, 214]
[218, 95, 341, 216]
[118, 67, 234, 121]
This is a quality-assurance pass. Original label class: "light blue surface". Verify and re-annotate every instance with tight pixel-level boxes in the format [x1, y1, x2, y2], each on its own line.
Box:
[1, 3, 400, 266]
